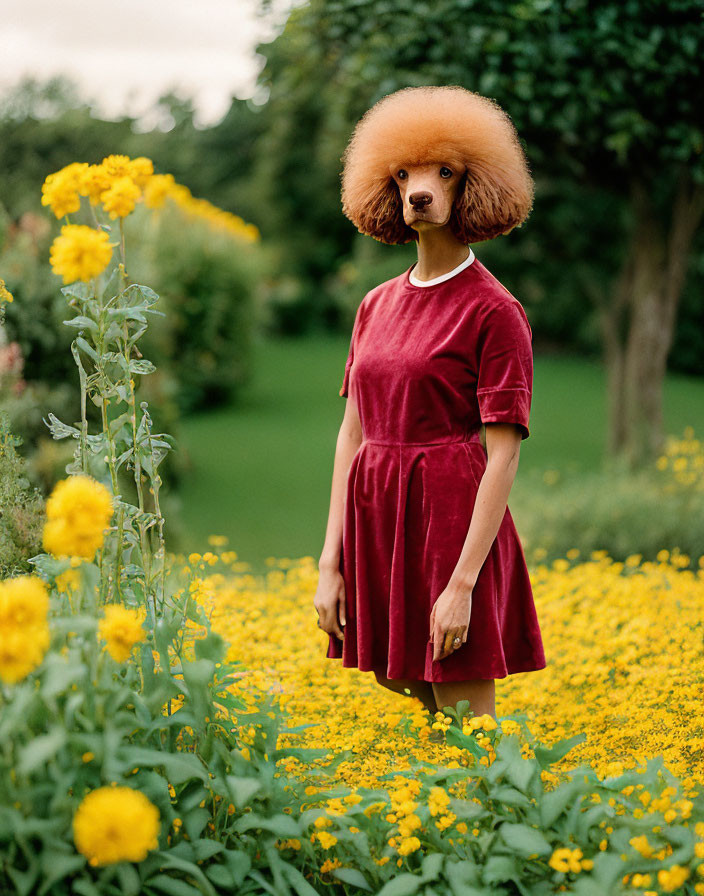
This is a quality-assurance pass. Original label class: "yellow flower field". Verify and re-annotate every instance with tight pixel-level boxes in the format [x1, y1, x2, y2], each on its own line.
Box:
[182, 546, 704, 795]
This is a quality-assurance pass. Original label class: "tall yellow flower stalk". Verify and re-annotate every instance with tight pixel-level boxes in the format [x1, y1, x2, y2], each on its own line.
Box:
[0, 576, 51, 684]
[42, 475, 115, 561]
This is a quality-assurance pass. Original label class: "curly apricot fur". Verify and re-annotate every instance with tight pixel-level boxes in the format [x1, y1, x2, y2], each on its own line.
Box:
[340, 85, 534, 245]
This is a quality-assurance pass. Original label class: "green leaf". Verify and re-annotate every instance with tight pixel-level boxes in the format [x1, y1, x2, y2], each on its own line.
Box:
[377, 873, 422, 896]
[18, 727, 67, 775]
[43, 412, 80, 440]
[6, 863, 39, 896]
[232, 811, 301, 838]
[280, 861, 322, 896]
[191, 839, 225, 862]
[69, 880, 102, 896]
[332, 867, 373, 890]
[63, 315, 99, 333]
[420, 852, 444, 881]
[150, 852, 216, 896]
[37, 852, 86, 896]
[146, 875, 205, 896]
[123, 747, 209, 785]
[129, 359, 157, 375]
[505, 755, 536, 793]
[226, 775, 262, 808]
[40, 655, 85, 699]
[534, 733, 586, 770]
[444, 857, 481, 891]
[183, 808, 210, 842]
[75, 336, 99, 362]
[540, 779, 583, 828]
[114, 863, 142, 896]
[492, 785, 532, 809]
[61, 282, 93, 301]
[222, 849, 252, 886]
[194, 632, 226, 664]
[592, 852, 629, 891]
[482, 855, 520, 888]
[499, 822, 552, 857]
[204, 863, 240, 888]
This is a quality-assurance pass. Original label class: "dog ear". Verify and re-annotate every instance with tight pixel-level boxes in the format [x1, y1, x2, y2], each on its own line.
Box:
[450, 167, 534, 243]
[343, 178, 416, 245]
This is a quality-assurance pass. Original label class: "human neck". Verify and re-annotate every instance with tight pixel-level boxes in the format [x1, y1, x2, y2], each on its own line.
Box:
[412, 227, 470, 282]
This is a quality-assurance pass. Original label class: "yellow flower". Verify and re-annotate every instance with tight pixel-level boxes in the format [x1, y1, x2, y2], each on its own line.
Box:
[55, 567, 82, 594]
[0, 575, 50, 684]
[49, 225, 113, 284]
[0, 627, 50, 684]
[435, 812, 456, 831]
[320, 857, 342, 873]
[316, 831, 337, 849]
[43, 475, 114, 560]
[630, 834, 654, 858]
[0, 575, 49, 629]
[428, 786, 451, 817]
[500, 719, 522, 736]
[397, 836, 421, 856]
[101, 154, 133, 179]
[548, 847, 573, 873]
[658, 865, 690, 891]
[397, 814, 422, 838]
[73, 786, 160, 866]
[101, 175, 141, 219]
[98, 605, 147, 663]
[128, 157, 154, 188]
[78, 164, 112, 205]
[41, 163, 88, 218]
[143, 173, 176, 209]
[0, 278, 13, 304]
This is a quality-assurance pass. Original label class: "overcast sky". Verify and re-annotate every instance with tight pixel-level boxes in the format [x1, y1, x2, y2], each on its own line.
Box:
[1, 0, 297, 127]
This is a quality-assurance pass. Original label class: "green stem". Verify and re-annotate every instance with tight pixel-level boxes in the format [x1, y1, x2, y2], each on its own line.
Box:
[118, 218, 152, 618]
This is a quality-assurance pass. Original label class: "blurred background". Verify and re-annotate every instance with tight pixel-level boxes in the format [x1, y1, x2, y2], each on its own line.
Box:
[1, 0, 703, 576]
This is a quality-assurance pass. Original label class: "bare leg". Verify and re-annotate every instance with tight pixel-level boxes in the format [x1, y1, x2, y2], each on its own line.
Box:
[432, 679, 496, 720]
[374, 672, 437, 714]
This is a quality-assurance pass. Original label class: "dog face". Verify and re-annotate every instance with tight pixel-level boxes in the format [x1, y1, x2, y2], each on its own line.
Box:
[389, 161, 467, 233]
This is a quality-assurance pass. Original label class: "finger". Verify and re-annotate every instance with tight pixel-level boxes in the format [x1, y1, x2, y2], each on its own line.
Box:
[339, 590, 346, 628]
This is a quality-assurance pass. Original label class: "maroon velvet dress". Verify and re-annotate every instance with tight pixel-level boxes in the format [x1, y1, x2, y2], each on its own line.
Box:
[325, 249, 547, 682]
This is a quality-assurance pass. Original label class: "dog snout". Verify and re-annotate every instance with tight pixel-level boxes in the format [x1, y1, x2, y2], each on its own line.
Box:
[409, 191, 433, 210]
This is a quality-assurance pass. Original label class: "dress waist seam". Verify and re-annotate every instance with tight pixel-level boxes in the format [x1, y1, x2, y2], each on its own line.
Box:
[363, 433, 481, 447]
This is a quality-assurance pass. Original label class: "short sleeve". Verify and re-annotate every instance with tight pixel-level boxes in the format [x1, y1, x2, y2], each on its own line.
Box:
[476, 300, 533, 440]
[339, 297, 366, 398]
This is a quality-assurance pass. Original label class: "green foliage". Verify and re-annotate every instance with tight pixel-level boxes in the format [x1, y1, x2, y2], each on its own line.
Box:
[0, 410, 44, 577]
[513, 458, 704, 565]
[126, 206, 261, 414]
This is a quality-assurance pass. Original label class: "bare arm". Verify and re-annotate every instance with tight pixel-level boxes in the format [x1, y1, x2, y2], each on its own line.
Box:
[430, 422, 523, 660]
[446, 422, 522, 593]
[315, 398, 363, 639]
[319, 398, 363, 571]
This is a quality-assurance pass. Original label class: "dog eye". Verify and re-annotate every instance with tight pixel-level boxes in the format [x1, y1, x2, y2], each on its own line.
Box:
[439, 166, 453, 178]
[397, 169, 408, 180]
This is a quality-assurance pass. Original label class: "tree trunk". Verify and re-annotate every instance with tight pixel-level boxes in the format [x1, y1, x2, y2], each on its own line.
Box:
[599, 169, 704, 470]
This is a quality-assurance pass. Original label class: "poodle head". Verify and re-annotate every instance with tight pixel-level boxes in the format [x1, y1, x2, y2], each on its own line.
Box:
[340, 85, 534, 245]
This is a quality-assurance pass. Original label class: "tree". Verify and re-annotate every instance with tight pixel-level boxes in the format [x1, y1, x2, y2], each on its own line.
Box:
[268, 0, 704, 467]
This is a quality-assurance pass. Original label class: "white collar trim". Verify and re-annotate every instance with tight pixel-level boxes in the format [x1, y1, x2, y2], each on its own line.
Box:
[409, 247, 475, 287]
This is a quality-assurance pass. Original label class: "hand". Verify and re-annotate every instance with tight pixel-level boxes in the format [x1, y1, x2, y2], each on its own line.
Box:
[429, 584, 472, 661]
[313, 566, 346, 641]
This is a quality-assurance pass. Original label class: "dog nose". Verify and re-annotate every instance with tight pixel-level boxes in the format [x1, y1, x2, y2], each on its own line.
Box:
[409, 191, 433, 209]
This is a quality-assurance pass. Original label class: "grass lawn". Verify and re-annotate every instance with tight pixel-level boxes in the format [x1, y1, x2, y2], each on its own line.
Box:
[174, 332, 703, 571]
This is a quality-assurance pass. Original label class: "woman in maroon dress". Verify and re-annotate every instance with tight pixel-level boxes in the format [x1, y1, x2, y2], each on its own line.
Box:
[314, 86, 547, 720]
